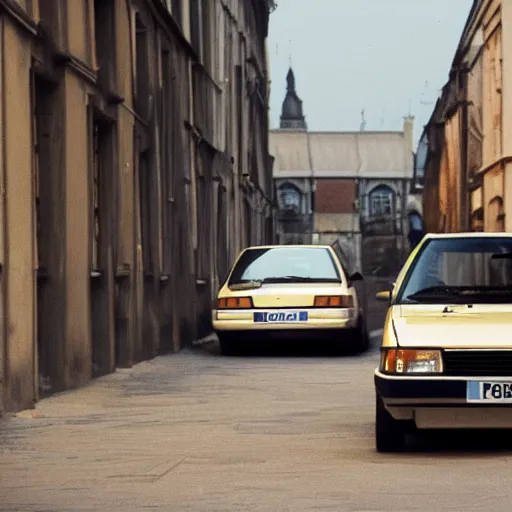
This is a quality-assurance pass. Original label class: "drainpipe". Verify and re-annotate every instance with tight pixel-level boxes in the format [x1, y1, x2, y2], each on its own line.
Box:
[460, 66, 470, 232]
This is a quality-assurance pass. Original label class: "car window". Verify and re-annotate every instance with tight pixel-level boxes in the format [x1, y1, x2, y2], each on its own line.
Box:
[228, 247, 342, 285]
[398, 237, 512, 303]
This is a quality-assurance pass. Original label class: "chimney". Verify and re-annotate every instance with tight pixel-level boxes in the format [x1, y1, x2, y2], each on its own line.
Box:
[403, 116, 415, 169]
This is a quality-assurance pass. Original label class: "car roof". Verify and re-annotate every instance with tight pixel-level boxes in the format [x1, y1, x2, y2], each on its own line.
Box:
[243, 245, 333, 250]
[424, 232, 512, 240]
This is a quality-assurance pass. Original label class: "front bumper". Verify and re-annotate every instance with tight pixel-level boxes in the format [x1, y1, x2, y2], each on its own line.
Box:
[375, 370, 467, 404]
[212, 307, 358, 332]
[375, 370, 512, 429]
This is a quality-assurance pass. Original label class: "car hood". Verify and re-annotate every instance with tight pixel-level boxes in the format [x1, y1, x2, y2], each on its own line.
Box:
[392, 304, 512, 349]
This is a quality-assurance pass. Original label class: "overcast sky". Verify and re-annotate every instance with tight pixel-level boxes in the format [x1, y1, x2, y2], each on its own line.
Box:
[267, 0, 473, 145]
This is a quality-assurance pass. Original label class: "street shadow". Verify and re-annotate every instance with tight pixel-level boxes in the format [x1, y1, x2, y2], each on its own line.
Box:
[193, 338, 377, 359]
[397, 429, 512, 456]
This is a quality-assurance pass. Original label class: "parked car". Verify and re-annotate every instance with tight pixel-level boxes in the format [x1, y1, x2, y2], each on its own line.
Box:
[212, 244, 368, 355]
[374, 233, 512, 452]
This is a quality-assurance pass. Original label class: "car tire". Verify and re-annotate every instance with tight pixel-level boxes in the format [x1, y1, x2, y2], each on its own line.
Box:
[375, 393, 406, 453]
[218, 333, 237, 356]
[352, 315, 370, 353]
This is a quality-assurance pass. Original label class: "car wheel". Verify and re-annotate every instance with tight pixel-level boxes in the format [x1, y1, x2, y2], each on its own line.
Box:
[375, 393, 406, 453]
[218, 333, 237, 356]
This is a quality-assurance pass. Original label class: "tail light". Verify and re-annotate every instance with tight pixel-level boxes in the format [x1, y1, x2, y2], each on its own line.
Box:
[217, 296, 253, 309]
[314, 295, 354, 308]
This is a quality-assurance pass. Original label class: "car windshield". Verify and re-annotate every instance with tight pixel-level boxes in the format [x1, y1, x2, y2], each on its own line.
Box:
[399, 237, 512, 304]
[228, 247, 341, 286]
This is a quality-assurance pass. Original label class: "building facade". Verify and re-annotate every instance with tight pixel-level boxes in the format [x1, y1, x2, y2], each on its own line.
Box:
[0, 0, 274, 415]
[271, 67, 417, 275]
[422, 0, 512, 234]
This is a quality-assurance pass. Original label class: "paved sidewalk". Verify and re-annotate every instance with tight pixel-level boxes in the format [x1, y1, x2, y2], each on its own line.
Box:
[0, 348, 380, 512]
[1, 316, 512, 511]
[0, 278, 393, 512]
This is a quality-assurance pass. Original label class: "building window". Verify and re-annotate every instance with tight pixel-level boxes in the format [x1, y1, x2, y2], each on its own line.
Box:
[139, 150, 154, 274]
[91, 121, 101, 269]
[201, 0, 212, 72]
[39, 0, 60, 44]
[196, 173, 211, 279]
[189, 0, 201, 56]
[32, 76, 42, 271]
[171, 0, 182, 28]
[94, 0, 115, 92]
[32, 75, 56, 273]
[134, 13, 150, 119]
[89, 115, 111, 271]
[160, 48, 172, 275]
[369, 185, 393, 217]
[279, 184, 301, 212]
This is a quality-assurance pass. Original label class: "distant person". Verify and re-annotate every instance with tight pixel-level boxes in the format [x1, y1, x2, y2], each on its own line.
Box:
[408, 212, 425, 251]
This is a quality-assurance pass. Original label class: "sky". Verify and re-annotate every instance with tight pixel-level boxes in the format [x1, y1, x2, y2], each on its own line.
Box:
[267, 0, 473, 146]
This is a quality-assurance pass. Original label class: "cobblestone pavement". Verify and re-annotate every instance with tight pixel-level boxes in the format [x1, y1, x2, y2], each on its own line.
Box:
[1, 285, 511, 511]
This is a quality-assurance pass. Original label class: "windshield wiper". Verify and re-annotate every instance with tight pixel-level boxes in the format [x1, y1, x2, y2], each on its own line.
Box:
[406, 286, 462, 302]
[261, 276, 341, 283]
[406, 285, 512, 302]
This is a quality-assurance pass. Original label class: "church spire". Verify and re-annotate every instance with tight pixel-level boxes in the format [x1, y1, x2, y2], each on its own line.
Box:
[286, 68, 295, 92]
[280, 67, 306, 130]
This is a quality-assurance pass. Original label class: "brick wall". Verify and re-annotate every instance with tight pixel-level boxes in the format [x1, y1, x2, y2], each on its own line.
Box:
[315, 179, 356, 214]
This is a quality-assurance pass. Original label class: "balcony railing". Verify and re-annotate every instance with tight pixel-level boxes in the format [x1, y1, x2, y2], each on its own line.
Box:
[360, 214, 402, 236]
[277, 211, 313, 234]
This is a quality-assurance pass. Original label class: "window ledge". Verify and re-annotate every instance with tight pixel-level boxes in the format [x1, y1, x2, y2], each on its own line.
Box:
[115, 268, 130, 281]
[0, 0, 37, 36]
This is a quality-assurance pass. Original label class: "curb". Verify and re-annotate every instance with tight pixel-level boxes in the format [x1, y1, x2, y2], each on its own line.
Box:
[192, 333, 217, 346]
[192, 329, 384, 346]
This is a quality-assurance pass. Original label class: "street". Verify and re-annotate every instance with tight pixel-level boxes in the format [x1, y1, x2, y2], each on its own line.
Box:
[2, 326, 512, 511]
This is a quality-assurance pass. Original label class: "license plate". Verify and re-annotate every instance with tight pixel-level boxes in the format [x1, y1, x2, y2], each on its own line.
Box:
[467, 381, 512, 403]
[253, 311, 308, 323]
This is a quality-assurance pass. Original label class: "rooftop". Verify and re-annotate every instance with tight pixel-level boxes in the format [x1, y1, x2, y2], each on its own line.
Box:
[270, 129, 412, 177]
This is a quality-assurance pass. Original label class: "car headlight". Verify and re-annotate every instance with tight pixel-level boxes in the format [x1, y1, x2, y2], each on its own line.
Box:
[380, 349, 443, 374]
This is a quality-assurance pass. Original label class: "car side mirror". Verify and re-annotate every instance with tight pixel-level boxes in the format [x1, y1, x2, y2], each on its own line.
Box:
[349, 271, 364, 282]
[376, 290, 391, 302]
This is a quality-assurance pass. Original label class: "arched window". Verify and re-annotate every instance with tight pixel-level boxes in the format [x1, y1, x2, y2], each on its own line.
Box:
[369, 185, 394, 217]
[279, 183, 301, 212]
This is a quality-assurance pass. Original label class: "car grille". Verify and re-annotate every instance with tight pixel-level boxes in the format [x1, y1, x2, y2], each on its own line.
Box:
[443, 350, 512, 377]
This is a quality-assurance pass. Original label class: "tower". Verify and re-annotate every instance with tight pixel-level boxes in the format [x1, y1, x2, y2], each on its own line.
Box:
[279, 67, 307, 130]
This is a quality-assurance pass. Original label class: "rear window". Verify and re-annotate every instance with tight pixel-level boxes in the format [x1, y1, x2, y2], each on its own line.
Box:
[228, 247, 341, 285]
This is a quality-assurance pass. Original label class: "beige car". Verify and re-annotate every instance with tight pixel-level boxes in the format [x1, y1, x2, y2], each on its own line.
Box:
[375, 233, 512, 452]
[212, 244, 368, 355]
